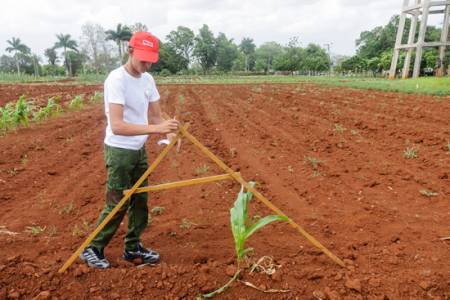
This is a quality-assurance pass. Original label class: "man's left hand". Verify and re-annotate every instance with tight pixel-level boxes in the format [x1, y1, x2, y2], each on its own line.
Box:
[166, 133, 177, 142]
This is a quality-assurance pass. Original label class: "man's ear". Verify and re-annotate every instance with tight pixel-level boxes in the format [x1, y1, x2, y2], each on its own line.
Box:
[128, 47, 134, 55]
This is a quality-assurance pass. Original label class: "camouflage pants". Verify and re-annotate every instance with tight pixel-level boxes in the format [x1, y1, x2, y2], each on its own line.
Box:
[91, 144, 148, 252]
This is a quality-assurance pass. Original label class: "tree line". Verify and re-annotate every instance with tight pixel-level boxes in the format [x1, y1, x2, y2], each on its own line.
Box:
[0, 22, 331, 77]
[2, 17, 447, 77]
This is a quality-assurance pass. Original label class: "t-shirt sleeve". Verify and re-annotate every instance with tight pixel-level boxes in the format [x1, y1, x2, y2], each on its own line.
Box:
[105, 74, 125, 105]
[147, 75, 160, 103]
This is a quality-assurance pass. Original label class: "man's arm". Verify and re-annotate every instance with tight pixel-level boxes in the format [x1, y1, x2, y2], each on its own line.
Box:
[109, 103, 178, 136]
[148, 101, 166, 125]
[148, 101, 179, 141]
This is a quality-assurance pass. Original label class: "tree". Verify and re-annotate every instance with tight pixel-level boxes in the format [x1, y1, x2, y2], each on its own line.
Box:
[166, 26, 195, 68]
[129, 22, 148, 33]
[193, 24, 217, 74]
[44, 48, 58, 65]
[273, 37, 302, 74]
[0, 55, 17, 73]
[239, 38, 256, 72]
[215, 33, 239, 72]
[54, 33, 78, 76]
[255, 42, 283, 73]
[5, 37, 30, 74]
[81, 22, 116, 73]
[339, 55, 367, 72]
[66, 50, 86, 76]
[105, 23, 132, 61]
[300, 44, 330, 72]
[153, 41, 188, 74]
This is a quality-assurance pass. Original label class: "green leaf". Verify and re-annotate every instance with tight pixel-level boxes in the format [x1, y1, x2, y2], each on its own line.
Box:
[244, 215, 288, 240]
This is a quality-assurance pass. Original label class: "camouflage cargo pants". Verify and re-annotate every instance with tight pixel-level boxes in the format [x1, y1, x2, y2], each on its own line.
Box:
[91, 144, 148, 252]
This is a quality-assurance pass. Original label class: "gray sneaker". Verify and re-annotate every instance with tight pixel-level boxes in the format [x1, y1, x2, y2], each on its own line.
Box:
[123, 243, 160, 264]
[80, 246, 110, 269]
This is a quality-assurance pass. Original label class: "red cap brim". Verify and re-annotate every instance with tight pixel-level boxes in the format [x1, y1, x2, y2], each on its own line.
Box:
[134, 48, 159, 63]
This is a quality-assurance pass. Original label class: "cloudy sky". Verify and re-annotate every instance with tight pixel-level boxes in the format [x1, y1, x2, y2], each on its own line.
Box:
[0, 0, 422, 59]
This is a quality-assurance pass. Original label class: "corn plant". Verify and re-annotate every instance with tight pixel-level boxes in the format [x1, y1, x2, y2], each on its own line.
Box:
[0, 103, 14, 131]
[201, 183, 287, 298]
[195, 164, 210, 175]
[333, 123, 345, 134]
[26, 226, 46, 235]
[13, 96, 33, 126]
[33, 97, 62, 121]
[69, 95, 84, 110]
[89, 91, 103, 103]
[404, 147, 418, 159]
[304, 156, 322, 169]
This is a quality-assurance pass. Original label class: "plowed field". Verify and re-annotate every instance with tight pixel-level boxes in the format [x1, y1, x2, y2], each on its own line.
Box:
[1, 82, 449, 299]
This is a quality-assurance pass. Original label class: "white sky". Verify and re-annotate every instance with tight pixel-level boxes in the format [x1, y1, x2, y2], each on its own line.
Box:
[0, 0, 442, 60]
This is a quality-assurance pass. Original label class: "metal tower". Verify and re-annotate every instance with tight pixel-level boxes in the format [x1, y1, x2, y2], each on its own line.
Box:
[389, 0, 450, 79]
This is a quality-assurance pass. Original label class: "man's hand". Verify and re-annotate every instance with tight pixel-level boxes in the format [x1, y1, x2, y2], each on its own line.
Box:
[166, 132, 177, 142]
[154, 119, 179, 134]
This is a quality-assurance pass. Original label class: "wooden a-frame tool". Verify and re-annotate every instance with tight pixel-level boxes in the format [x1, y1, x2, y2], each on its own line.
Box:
[59, 123, 344, 273]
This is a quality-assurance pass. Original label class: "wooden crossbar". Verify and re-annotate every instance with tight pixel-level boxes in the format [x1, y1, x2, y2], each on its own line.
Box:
[123, 173, 240, 194]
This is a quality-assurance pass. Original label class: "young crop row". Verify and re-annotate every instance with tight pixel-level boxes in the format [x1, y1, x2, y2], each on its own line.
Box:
[0, 91, 103, 132]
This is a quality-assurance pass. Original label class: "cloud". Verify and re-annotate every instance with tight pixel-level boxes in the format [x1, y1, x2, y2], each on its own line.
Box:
[0, 0, 413, 60]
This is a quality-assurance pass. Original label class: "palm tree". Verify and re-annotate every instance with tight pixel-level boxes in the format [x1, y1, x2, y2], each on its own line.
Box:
[54, 34, 78, 76]
[5, 37, 30, 74]
[105, 23, 132, 60]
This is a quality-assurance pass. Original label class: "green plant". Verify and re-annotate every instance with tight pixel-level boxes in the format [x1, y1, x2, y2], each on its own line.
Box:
[33, 97, 62, 121]
[447, 141, 450, 153]
[180, 218, 196, 229]
[0, 103, 14, 131]
[89, 91, 103, 103]
[178, 94, 185, 104]
[72, 224, 84, 237]
[26, 226, 46, 235]
[151, 206, 165, 216]
[304, 156, 322, 169]
[201, 183, 287, 298]
[404, 147, 418, 159]
[195, 164, 210, 175]
[68, 95, 84, 110]
[420, 189, 438, 197]
[333, 123, 345, 134]
[350, 129, 359, 136]
[59, 201, 74, 215]
[13, 96, 33, 126]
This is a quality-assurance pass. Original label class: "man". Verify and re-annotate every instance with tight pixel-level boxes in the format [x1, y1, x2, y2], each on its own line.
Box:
[80, 32, 179, 269]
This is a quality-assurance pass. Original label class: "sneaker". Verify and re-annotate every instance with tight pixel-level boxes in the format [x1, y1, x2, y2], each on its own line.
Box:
[79, 246, 110, 269]
[123, 243, 160, 264]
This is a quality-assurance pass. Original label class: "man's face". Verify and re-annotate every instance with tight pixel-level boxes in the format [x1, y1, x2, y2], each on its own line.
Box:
[129, 49, 152, 73]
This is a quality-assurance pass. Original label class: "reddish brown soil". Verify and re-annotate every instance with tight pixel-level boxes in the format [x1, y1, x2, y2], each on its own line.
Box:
[0, 83, 449, 300]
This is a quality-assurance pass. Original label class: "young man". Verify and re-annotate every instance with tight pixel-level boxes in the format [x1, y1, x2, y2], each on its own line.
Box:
[80, 32, 179, 269]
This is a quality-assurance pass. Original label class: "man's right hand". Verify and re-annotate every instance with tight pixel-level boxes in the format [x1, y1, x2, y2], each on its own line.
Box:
[154, 119, 179, 133]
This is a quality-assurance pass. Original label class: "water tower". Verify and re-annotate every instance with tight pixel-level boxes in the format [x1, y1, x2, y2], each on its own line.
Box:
[389, 0, 450, 79]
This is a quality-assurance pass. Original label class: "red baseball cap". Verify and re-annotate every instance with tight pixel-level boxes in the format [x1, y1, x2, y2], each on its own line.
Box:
[129, 32, 159, 63]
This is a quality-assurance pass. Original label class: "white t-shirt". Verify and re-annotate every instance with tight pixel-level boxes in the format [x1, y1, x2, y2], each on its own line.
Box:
[103, 66, 160, 150]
